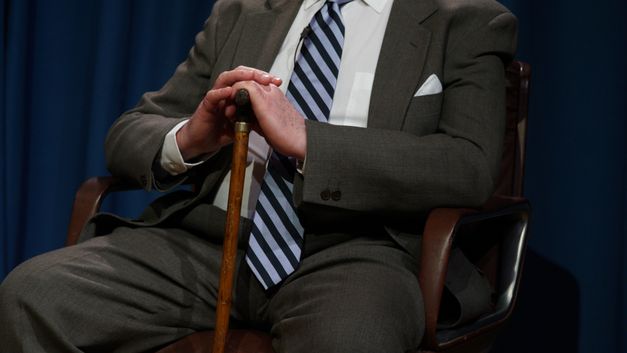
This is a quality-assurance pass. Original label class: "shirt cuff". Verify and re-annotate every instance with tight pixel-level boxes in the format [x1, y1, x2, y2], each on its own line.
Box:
[160, 120, 211, 176]
[296, 157, 306, 175]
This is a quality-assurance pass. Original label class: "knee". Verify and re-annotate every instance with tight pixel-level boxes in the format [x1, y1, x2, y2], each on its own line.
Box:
[0, 272, 18, 321]
[280, 314, 423, 353]
[0, 254, 85, 350]
[325, 306, 425, 353]
[275, 297, 425, 353]
[0, 264, 36, 353]
[0, 255, 65, 318]
[1, 260, 33, 304]
[0, 262, 31, 323]
[330, 278, 425, 352]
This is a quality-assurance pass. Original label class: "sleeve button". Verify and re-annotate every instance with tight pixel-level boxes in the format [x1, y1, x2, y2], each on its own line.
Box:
[320, 189, 331, 201]
[331, 190, 341, 201]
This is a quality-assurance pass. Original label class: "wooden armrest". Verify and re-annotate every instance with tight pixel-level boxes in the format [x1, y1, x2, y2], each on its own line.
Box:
[419, 195, 530, 350]
[66, 176, 141, 246]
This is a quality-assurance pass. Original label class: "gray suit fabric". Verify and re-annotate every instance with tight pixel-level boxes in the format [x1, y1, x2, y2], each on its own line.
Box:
[0, 0, 517, 352]
[0, 224, 423, 352]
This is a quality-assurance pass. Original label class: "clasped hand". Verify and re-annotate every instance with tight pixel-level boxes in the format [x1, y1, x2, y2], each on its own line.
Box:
[176, 66, 307, 162]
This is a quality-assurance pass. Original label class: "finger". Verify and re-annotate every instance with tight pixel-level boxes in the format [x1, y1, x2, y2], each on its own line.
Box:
[231, 80, 265, 95]
[201, 87, 233, 112]
[224, 104, 237, 120]
[214, 67, 282, 89]
[233, 66, 282, 86]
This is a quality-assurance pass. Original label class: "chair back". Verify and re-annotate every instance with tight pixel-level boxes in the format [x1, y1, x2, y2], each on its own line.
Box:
[494, 61, 531, 197]
[431, 60, 532, 352]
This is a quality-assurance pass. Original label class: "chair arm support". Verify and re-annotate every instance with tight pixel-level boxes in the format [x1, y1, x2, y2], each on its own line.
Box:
[419, 195, 530, 349]
[66, 176, 141, 246]
[420, 207, 475, 348]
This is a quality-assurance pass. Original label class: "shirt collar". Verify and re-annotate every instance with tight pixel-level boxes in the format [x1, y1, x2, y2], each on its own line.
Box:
[303, 0, 389, 14]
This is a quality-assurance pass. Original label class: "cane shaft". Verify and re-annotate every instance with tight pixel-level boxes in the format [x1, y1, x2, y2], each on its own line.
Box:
[212, 90, 252, 353]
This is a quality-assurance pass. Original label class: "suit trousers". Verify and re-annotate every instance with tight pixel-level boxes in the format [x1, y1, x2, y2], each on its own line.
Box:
[0, 223, 425, 353]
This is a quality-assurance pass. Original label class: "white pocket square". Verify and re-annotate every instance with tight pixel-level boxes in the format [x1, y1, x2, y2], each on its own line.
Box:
[414, 74, 442, 97]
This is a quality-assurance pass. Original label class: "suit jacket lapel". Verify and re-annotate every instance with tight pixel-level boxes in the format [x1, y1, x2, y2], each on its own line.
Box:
[368, 0, 437, 130]
[231, 0, 303, 71]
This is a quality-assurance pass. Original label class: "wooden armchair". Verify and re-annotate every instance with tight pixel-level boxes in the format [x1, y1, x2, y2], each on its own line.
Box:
[67, 61, 531, 353]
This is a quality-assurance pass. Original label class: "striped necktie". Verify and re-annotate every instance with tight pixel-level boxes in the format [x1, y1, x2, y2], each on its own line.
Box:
[246, 0, 352, 289]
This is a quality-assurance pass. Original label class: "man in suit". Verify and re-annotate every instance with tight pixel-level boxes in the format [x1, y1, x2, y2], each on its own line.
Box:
[0, 0, 517, 352]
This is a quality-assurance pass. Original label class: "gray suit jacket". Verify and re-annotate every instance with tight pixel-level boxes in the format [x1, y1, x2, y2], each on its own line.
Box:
[91, 0, 517, 326]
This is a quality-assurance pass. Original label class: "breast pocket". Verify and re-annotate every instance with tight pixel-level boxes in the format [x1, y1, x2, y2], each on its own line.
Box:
[402, 92, 443, 136]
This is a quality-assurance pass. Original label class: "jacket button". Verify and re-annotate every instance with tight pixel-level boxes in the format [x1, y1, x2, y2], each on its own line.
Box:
[320, 189, 331, 201]
[331, 190, 341, 201]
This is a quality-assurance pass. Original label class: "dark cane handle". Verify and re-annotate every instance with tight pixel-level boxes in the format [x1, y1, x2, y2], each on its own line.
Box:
[234, 88, 253, 124]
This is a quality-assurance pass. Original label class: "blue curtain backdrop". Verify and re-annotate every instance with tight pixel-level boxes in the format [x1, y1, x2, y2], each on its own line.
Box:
[1, 1, 625, 352]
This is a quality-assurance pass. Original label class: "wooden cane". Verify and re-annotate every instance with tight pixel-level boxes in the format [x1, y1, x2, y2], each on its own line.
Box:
[212, 89, 253, 353]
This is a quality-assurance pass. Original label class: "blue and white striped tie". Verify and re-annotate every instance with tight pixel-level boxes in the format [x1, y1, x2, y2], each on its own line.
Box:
[246, 0, 352, 289]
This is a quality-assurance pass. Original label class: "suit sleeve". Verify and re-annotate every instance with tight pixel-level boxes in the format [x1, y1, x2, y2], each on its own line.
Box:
[103, 1, 233, 190]
[293, 10, 518, 219]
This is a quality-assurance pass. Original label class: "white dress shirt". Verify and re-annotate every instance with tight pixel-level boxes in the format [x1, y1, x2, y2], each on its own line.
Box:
[160, 0, 393, 219]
